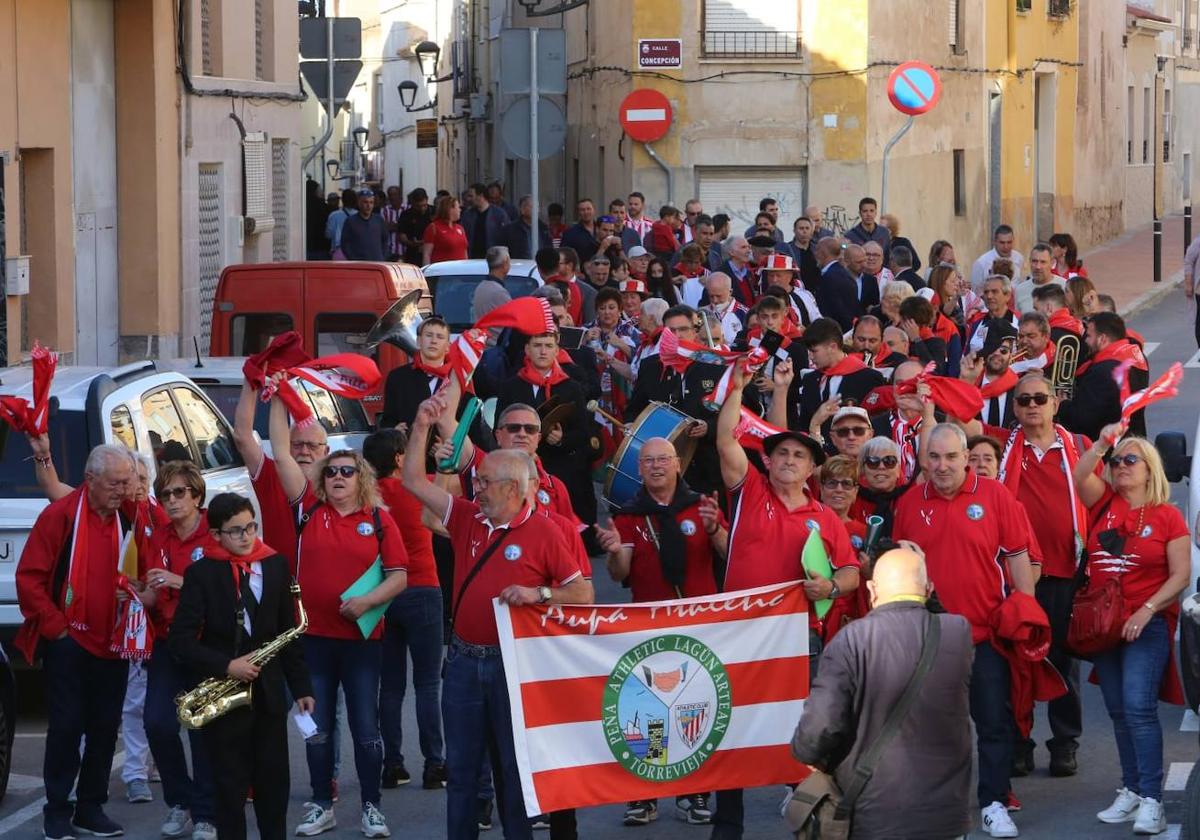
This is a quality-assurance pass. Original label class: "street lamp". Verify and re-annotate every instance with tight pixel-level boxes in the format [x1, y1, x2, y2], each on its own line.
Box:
[414, 40, 440, 79]
[352, 126, 369, 152]
[398, 80, 436, 113]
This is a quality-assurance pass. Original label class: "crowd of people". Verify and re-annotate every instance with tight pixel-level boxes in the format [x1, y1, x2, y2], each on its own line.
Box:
[12, 187, 1197, 840]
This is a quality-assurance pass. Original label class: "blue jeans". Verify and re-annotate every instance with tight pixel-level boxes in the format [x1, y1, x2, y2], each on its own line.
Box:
[970, 641, 1014, 808]
[380, 586, 445, 770]
[443, 645, 530, 840]
[302, 636, 383, 807]
[1094, 614, 1171, 800]
[41, 636, 128, 818]
[144, 645, 215, 821]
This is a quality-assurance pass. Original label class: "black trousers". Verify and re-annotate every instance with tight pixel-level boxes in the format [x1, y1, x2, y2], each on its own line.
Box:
[42, 636, 129, 818]
[1021, 575, 1082, 750]
[203, 704, 290, 840]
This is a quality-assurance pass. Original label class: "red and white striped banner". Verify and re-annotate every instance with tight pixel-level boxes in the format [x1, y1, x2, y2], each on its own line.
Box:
[495, 582, 811, 816]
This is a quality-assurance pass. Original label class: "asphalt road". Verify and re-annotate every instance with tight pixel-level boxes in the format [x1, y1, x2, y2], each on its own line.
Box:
[1, 288, 1199, 839]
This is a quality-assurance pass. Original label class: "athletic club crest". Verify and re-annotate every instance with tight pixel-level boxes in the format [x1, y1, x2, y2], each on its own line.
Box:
[966, 504, 985, 521]
[537, 489, 551, 506]
[357, 522, 375, 536]
[601, 634, 732, 781]
[679, 519, 697, 537]
[504, 544, 523, 561]
[191, 546, 205, 562]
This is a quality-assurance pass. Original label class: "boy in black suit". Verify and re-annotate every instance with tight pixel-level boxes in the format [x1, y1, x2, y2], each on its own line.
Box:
[169, 493, 314, 840]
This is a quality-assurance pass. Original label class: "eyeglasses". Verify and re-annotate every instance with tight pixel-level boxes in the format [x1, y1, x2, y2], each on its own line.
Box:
[832, 426, 871, 439]
[293, 440, 326, 451]
[323, 465, 360, 479]
[591, 259, 611, 266]
[218, 522, 258, 539]
[471, 475, 514, 491]
[864, 455, 899, 469]
[160, 486, 195, 500]
[821, 479, 856, 490]
[500, 423, 541, 435]
[1015, 393, 1051, 407]
[639, 454, 677, 465]
[1106, 453, 1143, 467]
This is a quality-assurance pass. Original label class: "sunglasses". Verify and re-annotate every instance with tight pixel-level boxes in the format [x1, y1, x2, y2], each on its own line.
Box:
[833, 426, 871, 439]
[1015, 393, 1051, 407]
[821, 479, 856, 490]
[500, 423, 541, 435]
[323, 465, 360, 479]
[864, 455, 899, 469]
[292, 440, 326, 451]
[1106, 453, 1143, 467]
[218, 522, 259, 539]
[160, 486, 195, 500]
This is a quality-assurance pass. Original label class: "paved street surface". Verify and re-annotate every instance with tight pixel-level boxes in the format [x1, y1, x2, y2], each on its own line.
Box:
[1, 282, 1198, 838]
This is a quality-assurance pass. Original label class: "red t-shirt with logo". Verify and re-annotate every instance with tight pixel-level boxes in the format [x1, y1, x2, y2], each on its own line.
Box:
[725, 468, 858, 629]
[377, 477, 438, 588]
[294, 494, 408, 640]
[443, 497, 582, 646]
[1008, 438, 1094, 579]
[542, 508, 592, 580]
[614, 502, 720, 602]
[1086, 490, 1188, 618]
[893, 472, 1031, 642]
[251, 457, 304, 568]
[145, 512, 215, 635]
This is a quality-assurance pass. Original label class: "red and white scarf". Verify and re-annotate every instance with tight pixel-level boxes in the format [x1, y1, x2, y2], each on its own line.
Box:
[412, 354, 452, 379]
[0, 342, 57, 434]
[517, 360, 570, 399]
[890, 413, 922, 482]
[1115, 361, 1183, 424]
[999, 425, 1087, 560]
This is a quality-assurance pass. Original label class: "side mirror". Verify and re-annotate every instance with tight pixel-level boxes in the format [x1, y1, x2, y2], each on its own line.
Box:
[1155, 431, 1191, 483]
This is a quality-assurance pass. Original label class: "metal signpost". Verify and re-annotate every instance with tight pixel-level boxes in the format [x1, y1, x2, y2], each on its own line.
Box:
[881, 61, 942, 212]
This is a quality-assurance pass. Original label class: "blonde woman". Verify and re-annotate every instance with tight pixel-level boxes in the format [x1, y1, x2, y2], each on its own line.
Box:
[1073, 428, 1189, 835]
[272, 393, 410, 838]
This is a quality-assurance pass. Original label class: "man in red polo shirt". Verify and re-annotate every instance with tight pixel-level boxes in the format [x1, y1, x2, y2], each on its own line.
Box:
[234, 376, 329, 567]
[16, 445, 139, 839]
[403, 390, 592, 840]
[993, 373, 1091, 780]
[709, 363, 860, 840]
[893, 423, 1036, 839]
[596, 435, 725, 829]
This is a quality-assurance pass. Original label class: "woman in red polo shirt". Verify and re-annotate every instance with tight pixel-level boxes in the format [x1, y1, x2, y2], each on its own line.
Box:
[819, 456, 868, 640]
[1073, 428, 1190, 834]
[272, 396, 409, 838]
[363, 429, 447, 791]
[142, 461, 219, 837]
[422, 195, 468, 265]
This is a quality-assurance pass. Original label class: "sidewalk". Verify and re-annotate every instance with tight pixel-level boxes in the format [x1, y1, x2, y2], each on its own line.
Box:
[1082, 213, 1190, 316]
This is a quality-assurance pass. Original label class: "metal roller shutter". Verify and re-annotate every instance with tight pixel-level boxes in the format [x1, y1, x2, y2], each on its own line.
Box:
[696, 167, 806, 237]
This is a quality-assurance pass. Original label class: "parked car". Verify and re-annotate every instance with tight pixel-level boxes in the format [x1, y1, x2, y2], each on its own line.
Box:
[156, 357, 371, 454]
[419, 259, 543, 332]
[0, 361, 259, 643]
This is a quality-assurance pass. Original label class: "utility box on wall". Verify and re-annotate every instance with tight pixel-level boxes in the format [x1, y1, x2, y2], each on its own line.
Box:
[5, 255, 30, 295]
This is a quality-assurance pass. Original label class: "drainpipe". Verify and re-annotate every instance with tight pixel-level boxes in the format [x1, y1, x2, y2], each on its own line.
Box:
[643, 142, 673, 205]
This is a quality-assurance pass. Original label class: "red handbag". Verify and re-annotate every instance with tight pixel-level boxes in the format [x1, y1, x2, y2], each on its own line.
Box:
[1067, 577, 1126, 656]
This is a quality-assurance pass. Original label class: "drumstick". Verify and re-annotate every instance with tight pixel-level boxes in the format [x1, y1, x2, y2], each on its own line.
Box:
[586, 400, 625, 428]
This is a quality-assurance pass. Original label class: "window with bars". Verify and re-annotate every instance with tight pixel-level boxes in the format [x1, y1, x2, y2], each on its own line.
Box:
[1047, 0, 1070, 17]
[271, 139, 289, 261]
[197, 164, 222, 352]
[948, 0, 965, 53]
[701, 0, 801, 59]
[200, 0, 213, 75]
[255, 0, 264, 80]
[243, 132, 275, 234]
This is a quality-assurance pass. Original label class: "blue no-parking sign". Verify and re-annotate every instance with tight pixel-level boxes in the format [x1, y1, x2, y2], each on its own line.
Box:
[887, 61, 942, 116]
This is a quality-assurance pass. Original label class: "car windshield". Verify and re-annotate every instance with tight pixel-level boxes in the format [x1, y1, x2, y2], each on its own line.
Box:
[200, 381, 370, 437]
[431, 274, 540, 331]
[0, 411, 90, 499]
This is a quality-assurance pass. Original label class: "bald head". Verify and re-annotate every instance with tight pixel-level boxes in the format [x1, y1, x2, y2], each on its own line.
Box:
[705, 271, 732, 302]
[816, 236, 842, 264]
[893, 359, 924, 384]
[869, 548, 929, 606]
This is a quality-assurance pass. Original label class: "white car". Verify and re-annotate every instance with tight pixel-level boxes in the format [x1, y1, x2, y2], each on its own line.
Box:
[420, 258, 543, 333]
[0, 360, 259, 637]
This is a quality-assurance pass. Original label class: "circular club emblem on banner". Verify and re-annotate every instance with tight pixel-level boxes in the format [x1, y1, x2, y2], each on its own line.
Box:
[537, 489, 551, 506]
[602, 634, 732, 782]
[357, 522, 375, 537]
[504, 544, 523, 562]
[679, 519, 697, 537]
[966, 504, 985, 521]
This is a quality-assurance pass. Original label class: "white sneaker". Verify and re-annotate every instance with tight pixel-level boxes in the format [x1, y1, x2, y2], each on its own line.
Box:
[160, 806, 190, 838]
[191, 823, 217, 840]
[1097, 787, 1142, 824]
[1133, 798, 1167, 835]
[295, 803, 336, 836]
[981, 801, 1019, 838]
[360, 803, 390, 838]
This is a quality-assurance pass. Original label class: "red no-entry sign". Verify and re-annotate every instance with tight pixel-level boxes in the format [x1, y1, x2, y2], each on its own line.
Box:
[619, 89, 672, 143]
[887, 61, 942, 116]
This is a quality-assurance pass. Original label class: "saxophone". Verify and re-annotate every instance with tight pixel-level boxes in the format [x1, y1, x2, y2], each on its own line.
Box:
[176, 581, 308, 729]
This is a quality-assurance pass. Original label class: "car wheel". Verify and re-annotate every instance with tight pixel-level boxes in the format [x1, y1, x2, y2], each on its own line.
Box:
[1184, 757, 1200, 840]
[0, 687, 10, 804]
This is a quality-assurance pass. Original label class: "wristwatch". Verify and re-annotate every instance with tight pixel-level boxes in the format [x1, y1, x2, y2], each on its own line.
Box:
[537, 585, 553, 604]
[828, 581, 841, 600]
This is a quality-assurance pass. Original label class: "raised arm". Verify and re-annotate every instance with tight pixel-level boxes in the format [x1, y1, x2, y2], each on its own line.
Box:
[768, 359, 794, 430]
[233, 379, 265, 476]
[267, 385, 307, 502]
[26, 433, 74, 502]
[715, 364, 750, 489]
[1073, 423, 1122, 508]
[402, 390, 454, 522]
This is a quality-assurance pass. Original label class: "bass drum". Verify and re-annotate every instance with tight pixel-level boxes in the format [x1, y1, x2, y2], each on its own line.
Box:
[603, 402, 699, 509]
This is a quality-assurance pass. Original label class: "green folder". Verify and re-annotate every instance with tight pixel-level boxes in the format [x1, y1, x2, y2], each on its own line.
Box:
[801, 529, 834, 620]
[341, 557, 391, 639]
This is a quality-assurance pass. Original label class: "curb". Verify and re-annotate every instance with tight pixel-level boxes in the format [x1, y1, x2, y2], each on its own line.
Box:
[1120, 269, 1185, 319]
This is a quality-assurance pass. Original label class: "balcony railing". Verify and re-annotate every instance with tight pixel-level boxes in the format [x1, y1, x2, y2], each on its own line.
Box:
[701, 30, 801, 59]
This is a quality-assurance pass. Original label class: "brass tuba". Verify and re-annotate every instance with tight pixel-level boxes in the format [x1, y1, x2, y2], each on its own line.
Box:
[176, 581, 308, 729]
[1050, 333, 1081, 399]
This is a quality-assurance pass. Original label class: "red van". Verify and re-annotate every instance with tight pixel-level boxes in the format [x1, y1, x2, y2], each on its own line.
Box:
[209, 261, 431, 419]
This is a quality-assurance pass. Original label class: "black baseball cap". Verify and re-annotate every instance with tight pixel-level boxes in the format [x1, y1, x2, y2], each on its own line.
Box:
[761, 430, 826, 465]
